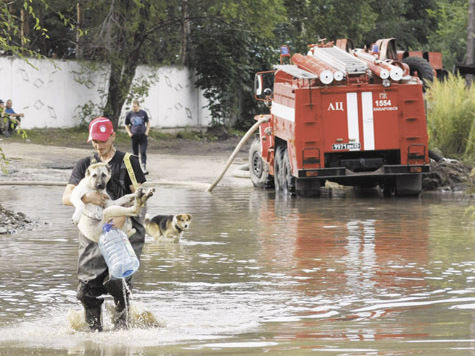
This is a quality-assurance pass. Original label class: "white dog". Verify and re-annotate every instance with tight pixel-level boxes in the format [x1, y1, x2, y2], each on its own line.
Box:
[70, 162, 154, 242]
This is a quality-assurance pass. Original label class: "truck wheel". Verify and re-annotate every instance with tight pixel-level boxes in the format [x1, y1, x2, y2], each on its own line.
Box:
[395, 174, 422, 196]
[249, 138, 274, 189]
[274, 146, 296, 195]
[402, 56, 434, 91]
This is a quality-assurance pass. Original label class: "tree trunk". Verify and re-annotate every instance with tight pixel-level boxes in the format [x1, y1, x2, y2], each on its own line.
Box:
[76, 1, 82, 58]
[466, 0, 474, 84]
[104, 0, 149, 128]
[103, 62, 124, 128]
[181, 0, 190, 66]
[103, 58, 138, 128]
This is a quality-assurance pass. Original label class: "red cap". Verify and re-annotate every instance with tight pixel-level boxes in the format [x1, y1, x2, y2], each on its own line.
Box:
[87, 117, 114, 142]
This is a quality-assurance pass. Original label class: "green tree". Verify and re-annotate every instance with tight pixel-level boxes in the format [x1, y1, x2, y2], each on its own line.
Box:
[278, 0, 438, 52]
[427, 0, 468, 70]
[72, 0, 182, 128]
[275, 0, 309, 54]
[276, 0, 377, 51]
[468, 0, 474, 66]
[48, 0, 286, 129]
[188, 0, 286, 127]
[368, 0, 437, 49]
[5, 0, 470, 132]
[0, 0, 51, 59]
[0, 0, 68, 168]
[19, 0, 77, 58]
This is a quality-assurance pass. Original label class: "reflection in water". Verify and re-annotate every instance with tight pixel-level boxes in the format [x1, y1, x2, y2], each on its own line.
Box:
[344, 219, 377, 295]
[0, 186, 474, 355]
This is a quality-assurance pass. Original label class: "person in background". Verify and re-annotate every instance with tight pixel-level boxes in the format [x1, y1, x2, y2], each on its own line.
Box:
[124, 99, 150, 175]
[5, 99, 24, 135]
[62, 117, 147, 331]
[0, 100, 7, 136]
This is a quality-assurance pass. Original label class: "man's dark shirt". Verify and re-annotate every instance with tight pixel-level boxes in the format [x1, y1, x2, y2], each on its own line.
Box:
[125, 109, 149, 136]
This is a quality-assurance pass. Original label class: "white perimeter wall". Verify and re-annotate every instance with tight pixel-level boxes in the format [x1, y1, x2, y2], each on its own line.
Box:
[0, 57, 211, 129]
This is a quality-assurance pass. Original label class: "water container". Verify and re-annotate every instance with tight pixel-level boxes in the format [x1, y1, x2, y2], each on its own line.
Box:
[98, 223, 140, 278]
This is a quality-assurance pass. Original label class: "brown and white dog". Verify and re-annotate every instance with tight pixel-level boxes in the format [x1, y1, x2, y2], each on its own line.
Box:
[144, 213, 192, 242]
[70, 162, 154, 242]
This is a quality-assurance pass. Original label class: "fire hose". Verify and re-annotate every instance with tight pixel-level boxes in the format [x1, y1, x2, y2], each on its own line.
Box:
[207, 116, 271, 192]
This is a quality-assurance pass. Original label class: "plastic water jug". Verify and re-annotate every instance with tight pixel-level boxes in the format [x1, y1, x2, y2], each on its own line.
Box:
[98, 223, 139, 278]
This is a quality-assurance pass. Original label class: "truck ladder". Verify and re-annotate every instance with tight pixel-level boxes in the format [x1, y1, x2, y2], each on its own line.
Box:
[274, 64, 319, 79]
[312, 46, 367, 74]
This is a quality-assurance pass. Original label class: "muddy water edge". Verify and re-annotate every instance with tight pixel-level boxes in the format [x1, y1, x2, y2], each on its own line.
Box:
[0, 185, 474, 355]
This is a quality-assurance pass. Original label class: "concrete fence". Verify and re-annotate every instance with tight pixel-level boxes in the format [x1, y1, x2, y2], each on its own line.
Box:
[0, 57, 211, 130]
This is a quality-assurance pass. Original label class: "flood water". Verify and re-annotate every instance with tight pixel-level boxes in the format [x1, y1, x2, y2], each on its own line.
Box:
[0, 185, 474, 355]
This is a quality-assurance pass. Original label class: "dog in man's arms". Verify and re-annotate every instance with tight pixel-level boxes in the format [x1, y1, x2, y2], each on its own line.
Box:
[144, 213, 192, 242]
[70, 162, 154, 242]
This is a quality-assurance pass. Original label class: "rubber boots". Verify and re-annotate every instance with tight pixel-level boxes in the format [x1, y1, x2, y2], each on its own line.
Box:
[85, 306, 102, 332]
[113, 300, 129, 330]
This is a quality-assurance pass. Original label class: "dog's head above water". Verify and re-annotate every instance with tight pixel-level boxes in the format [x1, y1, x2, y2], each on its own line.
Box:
[175, 214, 192, 231]
[86, 162, 111, 191]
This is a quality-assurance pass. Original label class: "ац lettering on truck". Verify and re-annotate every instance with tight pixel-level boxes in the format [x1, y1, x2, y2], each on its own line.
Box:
[249, 42, 429, 196]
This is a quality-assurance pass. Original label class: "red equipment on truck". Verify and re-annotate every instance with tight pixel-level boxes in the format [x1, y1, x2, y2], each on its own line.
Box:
[249, 41, 430, 196]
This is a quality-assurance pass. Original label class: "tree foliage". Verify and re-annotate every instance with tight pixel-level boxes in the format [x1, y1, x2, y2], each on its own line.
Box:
[0, 0, 52, 59]
[0, 0, 471, 130]
[72, 0, 182, 127]
[427, 0, 469, 70]
[368, 0, 438, 48]
[188, 0, 286, 127]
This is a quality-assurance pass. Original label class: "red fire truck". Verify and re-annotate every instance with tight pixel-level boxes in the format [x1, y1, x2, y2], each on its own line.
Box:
[249, 41, 430, 196]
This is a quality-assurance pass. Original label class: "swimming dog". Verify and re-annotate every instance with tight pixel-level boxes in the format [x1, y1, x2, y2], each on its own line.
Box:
[70, 162, 154, 242]
[144, 214, 192, 242]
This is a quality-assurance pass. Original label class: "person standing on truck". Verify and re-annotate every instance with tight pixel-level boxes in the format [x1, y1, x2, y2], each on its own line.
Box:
[124, 99, 151, 175]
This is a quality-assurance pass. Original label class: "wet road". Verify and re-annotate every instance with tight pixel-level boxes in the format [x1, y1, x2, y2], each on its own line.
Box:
[0, 185, 474, 355]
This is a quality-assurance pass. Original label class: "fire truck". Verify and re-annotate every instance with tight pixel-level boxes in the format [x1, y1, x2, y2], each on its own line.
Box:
[249, 40, 430, 196]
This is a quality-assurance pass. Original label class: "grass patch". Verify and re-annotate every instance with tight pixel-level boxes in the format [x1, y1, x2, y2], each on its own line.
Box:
[4, 126, 244, 150]
[426, 74, 475, 164]
[16, 127, 91, 147]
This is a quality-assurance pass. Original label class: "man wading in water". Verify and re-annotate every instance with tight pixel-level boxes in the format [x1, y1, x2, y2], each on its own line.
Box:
[62, 117, 147, 331]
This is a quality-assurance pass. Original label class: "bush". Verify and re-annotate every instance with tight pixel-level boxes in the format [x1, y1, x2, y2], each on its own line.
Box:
[425, 74, 475, 164]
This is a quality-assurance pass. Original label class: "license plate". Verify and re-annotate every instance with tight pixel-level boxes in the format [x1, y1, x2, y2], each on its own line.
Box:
[332, 143, 361, 150]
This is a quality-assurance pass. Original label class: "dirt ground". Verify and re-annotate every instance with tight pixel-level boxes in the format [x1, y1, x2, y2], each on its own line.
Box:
[1, 135, 473, 193]
[0, 136, 254, 190]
